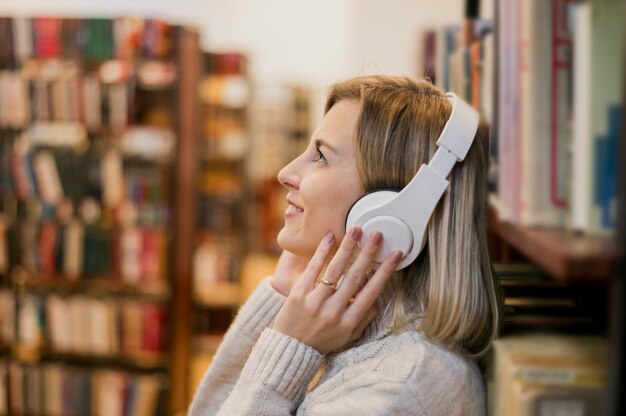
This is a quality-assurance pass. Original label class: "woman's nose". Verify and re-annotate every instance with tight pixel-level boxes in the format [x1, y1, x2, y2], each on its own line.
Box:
[277, 157, 300, 190]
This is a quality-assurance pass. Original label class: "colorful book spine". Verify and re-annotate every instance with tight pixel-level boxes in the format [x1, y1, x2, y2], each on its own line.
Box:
[81, 18, 115, 61]
[12, 18, 33, 63]
[32, 17, 62, 59]
[0, 17, 15, 68]
[497, 0, 522, 222]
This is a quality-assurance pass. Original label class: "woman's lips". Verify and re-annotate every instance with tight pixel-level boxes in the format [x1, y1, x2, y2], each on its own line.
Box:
[284, 200, 304, 218]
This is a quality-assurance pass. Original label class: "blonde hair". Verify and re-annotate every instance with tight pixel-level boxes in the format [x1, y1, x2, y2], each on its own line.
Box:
[326, 75, 503, 358]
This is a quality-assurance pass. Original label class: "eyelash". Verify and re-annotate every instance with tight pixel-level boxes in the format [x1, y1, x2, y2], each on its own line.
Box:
[314, 146, 327, 164]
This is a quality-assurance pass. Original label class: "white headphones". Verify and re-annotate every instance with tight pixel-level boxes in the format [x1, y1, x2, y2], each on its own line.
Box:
[345, 92, 479, 270]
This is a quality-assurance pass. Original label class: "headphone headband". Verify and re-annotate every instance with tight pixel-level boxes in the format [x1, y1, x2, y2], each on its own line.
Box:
[438, 93, 480, 161]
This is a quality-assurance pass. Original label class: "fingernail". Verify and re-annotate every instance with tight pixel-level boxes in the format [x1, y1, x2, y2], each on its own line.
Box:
[325, 233, 335, 244]
[350, 227, 361, 240]
[390, 251, 403, 263]
[371, 231, 382, 245]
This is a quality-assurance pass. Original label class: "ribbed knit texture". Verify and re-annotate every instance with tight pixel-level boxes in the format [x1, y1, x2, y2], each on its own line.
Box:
[240, 329, 323, 400]
[188, 278, 285, 416]
[189, 277, 486, 416]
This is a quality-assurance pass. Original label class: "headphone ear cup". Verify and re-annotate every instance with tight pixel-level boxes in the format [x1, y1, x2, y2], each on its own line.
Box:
[345, 190, 398, 231]
[346, 190, 415, 269]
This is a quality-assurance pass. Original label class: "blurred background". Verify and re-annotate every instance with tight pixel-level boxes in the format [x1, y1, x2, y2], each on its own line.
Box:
[0, 0, 623, 415]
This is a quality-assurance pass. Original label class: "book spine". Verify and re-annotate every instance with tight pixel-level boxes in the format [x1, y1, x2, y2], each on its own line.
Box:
[549, 0, 573, 212]
[121, 227, 141, 284]
[39, 222, 57, 276]
[0, 18, 15, 68]
[33, 151, 64, 205]
[33, 18, 61, 59]
[519, 0, 560, 226]
[0, 217, 7, 275]
[63, 220, 84, 279]
[571, 2, 592, 231]
[12, 18, 33, 63]
[497, 0, 515, 221]
[142, 304, 164, 352]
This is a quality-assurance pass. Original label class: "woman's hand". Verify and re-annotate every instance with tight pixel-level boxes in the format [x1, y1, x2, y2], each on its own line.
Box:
[270, 250, 310, 297]
[272, 227, 402, 355]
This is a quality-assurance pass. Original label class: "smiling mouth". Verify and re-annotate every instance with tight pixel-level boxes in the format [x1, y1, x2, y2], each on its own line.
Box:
[286, 204, 304, 213]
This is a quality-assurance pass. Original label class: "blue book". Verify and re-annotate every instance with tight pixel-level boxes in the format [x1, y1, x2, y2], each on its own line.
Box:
[594, 106, 621, 228]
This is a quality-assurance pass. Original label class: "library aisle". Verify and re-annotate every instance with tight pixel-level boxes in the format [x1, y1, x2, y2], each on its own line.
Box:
[0, 0, 624, 415]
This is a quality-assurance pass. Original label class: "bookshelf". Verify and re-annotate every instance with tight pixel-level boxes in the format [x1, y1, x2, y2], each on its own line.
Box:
[187, 51, 250, 404]
[0, 16, 202, 415]
[192, 51, 250, 311]
[487, 207, 616, 282]
[419, 0, 623, 412]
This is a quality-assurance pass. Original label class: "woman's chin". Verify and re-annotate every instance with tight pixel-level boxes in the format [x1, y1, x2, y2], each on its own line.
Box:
[276, 228, 291, 249]
[276, 229, 314, 258]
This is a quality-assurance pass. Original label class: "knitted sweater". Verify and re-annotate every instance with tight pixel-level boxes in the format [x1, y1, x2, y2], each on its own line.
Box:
[189, 278, 486, 415]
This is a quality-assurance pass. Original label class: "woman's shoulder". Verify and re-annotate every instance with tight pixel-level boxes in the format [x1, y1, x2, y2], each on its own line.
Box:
[395, 331, 482, 379]
[341, 329, 482, 384]
[306, 331, 486, 415]
[339, 330, 483, 388]
[385, 331, 486, 413]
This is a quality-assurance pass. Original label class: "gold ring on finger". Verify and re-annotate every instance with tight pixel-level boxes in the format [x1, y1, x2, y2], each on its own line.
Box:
[319, 278, 338, 290]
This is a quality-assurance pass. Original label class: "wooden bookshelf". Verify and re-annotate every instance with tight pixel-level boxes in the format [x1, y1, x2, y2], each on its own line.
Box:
[0, 17, 202, 416]
[488, 207, 616, 282]
[169, 26, 201, 414]
[8, 272, 171, 301]
[11, 347, 169, 370]
[187, 51, 250, 406]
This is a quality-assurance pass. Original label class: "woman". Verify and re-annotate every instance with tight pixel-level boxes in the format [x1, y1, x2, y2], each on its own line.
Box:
[189, 75, 502, 415]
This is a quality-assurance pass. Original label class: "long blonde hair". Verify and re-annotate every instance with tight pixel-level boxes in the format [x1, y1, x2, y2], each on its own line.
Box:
[326, 75, 502, 358]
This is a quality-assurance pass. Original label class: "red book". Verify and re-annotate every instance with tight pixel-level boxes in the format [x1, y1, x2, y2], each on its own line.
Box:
[39, 222, 57, 276]
[142, 304, 165, 352]
[33, 18, 62, 59]
[141, 228, 160, 283]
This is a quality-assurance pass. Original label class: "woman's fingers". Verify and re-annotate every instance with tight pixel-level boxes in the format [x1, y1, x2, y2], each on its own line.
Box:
[331, 230, 384, 304]
[291, 232, 335, 296]
[310, 227, 362, 300]
[273, 229, 401, 355]
[345, 249, 402, 319]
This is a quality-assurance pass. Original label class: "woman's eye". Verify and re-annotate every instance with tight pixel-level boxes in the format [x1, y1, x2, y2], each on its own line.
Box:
[314, 147, 327, 164]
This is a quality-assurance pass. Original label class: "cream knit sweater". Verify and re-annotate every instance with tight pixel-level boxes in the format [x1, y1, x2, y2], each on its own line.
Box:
[189, 278, 486, 415]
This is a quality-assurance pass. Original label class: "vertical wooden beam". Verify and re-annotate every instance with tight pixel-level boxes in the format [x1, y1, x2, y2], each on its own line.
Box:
[170, 26, 200, 414]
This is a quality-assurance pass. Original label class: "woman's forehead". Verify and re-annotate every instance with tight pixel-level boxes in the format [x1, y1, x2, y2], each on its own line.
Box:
[312, 100, 360, 152]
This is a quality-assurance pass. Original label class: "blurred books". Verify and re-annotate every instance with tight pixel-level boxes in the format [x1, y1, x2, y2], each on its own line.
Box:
[419, 0, 624, 235]
[489, 334, 607, 416]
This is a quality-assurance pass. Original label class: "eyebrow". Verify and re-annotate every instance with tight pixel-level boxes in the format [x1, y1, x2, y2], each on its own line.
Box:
[314, 139, 338, 155]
